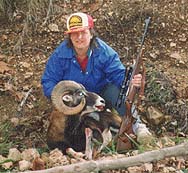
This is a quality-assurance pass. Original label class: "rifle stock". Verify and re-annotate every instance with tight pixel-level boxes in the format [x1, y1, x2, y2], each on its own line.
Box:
[116, 60, 145, 151]
[116, 17, 151, 152]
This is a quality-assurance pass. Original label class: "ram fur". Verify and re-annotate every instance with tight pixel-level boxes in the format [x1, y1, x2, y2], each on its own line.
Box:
[47, 80, 121, 154]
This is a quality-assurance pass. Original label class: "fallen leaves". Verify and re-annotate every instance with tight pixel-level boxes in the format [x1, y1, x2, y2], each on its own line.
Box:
[4, 82, 23, 101]
[0, 61, 13, 74]
[48, 23, 59, 32]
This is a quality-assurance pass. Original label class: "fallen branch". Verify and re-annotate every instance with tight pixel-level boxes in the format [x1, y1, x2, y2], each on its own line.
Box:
[42, 0, 53, 26]
[23, 142, 188, 173]
[16, 88, 33, 116]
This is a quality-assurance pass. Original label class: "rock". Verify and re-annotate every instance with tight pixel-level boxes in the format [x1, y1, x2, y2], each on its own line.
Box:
[2, 161, 13, 170]
[32, 156, 45, 170]
[0, 155, 6, 162]
[19, 160, 32, 171]
[8, 148, 22, 161]
[10, 117, 20, 126]
[142, 163, 153, 172]
[147, 106, 165, 125]
[48, 148, 69, 167]
[48, 23, 59, 32]
[21, 148, 40, 162]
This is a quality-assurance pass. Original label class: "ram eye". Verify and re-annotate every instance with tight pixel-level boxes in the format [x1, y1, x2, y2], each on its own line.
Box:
[75, 89, 86, 97]
[78, 92, 84, 96]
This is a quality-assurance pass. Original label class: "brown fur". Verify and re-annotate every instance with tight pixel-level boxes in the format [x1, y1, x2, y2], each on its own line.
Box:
[47, 107, 122, 154]
[47, 110, 67, 142]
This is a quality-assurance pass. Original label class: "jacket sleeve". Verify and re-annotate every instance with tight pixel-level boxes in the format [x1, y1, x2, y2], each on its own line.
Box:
[102, 48, 126, 89]
[100, 45, 125, 88]
[41, 50, 63, 98]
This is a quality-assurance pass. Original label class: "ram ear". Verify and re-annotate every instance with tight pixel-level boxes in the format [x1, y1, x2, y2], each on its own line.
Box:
[62, 94, 73, 102]
[51, 80, 86, 115]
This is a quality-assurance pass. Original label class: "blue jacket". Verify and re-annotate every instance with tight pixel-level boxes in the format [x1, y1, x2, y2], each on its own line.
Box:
[41, 38, 125, 98]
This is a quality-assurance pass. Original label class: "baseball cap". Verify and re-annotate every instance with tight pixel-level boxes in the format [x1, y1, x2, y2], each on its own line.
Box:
[65, 12, 94, 34]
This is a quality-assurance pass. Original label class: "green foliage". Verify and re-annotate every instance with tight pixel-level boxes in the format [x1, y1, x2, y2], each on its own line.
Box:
[182, 169, 188, 173]
[170, 136, 188, 145]
[145, 67, 176, 107]
[0, 142, 13, 156]
[0, 0, 10, 14]
[90, 138, 117, 154]
[0, 159, 14, 166]
[0, 0, 18, 20]
[36, 146, 50, 155]
[0, 121, 14, 156]
[102, 139, 117, 154]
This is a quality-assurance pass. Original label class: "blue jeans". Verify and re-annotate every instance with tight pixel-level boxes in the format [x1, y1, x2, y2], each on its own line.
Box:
[100, 84, 126, 116]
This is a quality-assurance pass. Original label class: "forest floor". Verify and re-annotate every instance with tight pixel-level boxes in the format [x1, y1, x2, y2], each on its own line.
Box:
[0, 0, 188, 172]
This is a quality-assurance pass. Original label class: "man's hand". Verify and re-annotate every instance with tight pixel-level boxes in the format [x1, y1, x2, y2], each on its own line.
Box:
[131, 74, 142, 87]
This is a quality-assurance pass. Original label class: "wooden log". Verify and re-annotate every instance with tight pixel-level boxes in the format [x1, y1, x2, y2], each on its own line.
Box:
[23, 142, 188, 173]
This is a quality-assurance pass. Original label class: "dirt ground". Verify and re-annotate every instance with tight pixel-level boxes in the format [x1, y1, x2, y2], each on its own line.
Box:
[0, 0, 188, 172]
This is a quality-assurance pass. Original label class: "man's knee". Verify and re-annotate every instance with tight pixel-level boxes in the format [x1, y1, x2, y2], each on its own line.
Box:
[100, 83, 125, 116]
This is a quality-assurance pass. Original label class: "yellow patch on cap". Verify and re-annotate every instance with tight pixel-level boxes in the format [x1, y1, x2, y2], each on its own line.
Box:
[69, 15, 83, 28]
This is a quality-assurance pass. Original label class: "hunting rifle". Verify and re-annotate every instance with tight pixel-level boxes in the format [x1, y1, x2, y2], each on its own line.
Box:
[116, 17, 151, 151]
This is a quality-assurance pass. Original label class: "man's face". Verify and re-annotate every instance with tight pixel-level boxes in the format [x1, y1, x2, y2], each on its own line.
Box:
[70, 29, 92, 50]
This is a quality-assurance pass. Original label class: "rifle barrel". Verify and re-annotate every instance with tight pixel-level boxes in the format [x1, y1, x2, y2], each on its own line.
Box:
[116, 17, 151, 106]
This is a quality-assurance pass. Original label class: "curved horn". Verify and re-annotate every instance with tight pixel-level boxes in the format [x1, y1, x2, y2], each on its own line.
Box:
[51, 80, 86, 115]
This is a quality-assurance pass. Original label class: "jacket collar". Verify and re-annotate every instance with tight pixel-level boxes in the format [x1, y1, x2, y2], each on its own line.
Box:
[73, 48, 93, 59]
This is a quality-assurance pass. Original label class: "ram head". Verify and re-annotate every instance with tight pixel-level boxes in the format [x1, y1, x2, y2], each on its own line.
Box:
[51, 80, 105, 115]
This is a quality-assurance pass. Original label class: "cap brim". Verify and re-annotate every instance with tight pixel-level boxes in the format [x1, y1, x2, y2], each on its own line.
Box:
[64, 27, 89, 34]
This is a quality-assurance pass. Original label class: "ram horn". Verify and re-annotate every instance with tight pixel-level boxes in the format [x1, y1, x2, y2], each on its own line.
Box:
[51, 80, 86, 115]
